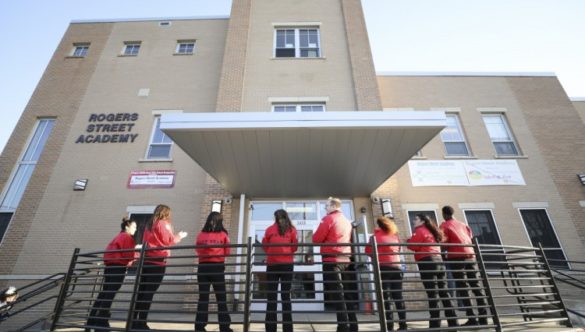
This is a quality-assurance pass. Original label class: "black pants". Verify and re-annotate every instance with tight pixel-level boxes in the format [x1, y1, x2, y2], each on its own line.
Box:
[448, 258, 488, 319]
[195, 263, 231, 332]
[265, 264, 294, 332]
[88, 265, 126, 326]
[417, 256, 458, 328]
[133, 264, 166, 327]
[380, 265, 405, 330]
[322, 262, 358, 332]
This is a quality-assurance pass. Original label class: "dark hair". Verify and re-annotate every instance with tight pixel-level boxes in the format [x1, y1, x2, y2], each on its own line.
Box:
[120, 217, 136, 231]
[274, 209, 294, 236]
[146, 204, 171, 231]
[416, 213, 444, 242]
[442, 205, 454, 219]
[202, 212, 228, 233]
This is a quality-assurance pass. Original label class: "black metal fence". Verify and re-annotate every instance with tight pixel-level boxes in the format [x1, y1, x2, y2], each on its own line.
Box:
[48, 238, 572, 331]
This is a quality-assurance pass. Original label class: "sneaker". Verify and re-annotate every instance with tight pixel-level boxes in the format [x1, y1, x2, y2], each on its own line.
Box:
[398, 322, 408, 330]
[478, 318, 489, 325]
[463, 319, 478, 326]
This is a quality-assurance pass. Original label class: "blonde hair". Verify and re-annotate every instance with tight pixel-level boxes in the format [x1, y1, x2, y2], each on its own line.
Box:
[327, 197, 342, 209]
[376, 216, 398, 235]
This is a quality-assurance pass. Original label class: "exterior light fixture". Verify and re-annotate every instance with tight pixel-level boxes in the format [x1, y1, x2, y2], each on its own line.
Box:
[381, 198, 393, 218]
[211, 200, 223, 213]
[578, 174, 585, 185]
[73, 179, 88, 191]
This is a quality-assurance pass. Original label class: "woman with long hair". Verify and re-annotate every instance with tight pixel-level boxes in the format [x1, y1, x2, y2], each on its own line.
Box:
[87, 217, 137, 331]
[366, 216, 407, 331]
[407, 214, 458, 330]
[133, 205, 187, 330]
[194, 212, 233, 332]
[262, 209, 298, 332]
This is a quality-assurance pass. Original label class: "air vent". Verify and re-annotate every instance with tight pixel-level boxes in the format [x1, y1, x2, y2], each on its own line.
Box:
[159, 21, 171, 27]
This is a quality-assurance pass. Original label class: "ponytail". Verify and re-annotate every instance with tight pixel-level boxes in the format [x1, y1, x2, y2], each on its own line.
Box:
[416, 214, 444, 242]
[120, 217, 135, 231]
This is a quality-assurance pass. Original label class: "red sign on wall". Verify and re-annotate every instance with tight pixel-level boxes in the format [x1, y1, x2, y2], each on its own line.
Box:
[127, 170, 176, 189]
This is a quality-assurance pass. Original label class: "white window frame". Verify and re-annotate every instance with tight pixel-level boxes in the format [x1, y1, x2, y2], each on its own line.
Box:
[517, 207, 569, 266]
[273, 27, 321, 58]
[145, 116, 173, 160]
[462, 209, 503, 245]
[271, 103, 326, 113]
[122, 41, 141, 56]
[71, 43, 90, 57]
[175, 40, 196, 55]
[482, 113, 521, 156]
[440, 113, 471, 156]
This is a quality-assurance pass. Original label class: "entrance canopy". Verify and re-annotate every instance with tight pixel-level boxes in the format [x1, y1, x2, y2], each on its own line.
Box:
[160, 111, 445, 197]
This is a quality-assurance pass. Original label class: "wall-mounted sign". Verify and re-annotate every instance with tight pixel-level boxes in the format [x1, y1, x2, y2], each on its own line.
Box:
[408, 160, 526, 187]
[127, 170, 176, 189]
[76, 113, 139, 144]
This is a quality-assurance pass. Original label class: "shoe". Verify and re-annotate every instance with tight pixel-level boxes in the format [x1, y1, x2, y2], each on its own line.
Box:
[478, 318, 489, 325]
[463, 319, 478, 326]
[220, 329, 234, 332]
[398, 322, 408, 330]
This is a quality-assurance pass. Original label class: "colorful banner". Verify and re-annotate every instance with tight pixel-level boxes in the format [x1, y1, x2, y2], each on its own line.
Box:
[127, 170, 176, 189]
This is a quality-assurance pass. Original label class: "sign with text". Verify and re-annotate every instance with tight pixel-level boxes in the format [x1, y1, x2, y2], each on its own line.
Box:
[127, 170, 176, 189]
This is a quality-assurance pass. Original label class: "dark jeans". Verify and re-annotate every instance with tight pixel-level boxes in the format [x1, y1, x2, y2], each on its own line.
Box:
[417, 256, 458, 328]
[88, 265, 126, 326]
[133, 264, 166, 327]
[195, 263, 231, 332]
[448, 258, 488, 319]
[265, 264, 294, 332]
[380, 265, 405, 330]
[322, 262, 359, 332]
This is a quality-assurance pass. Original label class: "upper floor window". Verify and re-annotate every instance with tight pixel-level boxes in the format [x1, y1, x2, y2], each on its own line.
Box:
[272, 104, 325, 112]
[274, 28, 320, 58]
[72, 43, 90, 57]
[176, 40, 195, 55]
[482, 114, 520, 156]
[146, 116, 173, 159]
[440, 114, 470, 156]
[123, 41, 141, 56]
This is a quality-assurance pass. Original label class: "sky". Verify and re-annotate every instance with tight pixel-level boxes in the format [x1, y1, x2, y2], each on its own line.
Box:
[1, 0, 584, 154]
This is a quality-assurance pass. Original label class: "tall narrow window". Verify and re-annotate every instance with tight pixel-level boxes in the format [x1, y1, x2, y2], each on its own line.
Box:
[146, 116, 173, 159]
[72, 43, 90, 57]
[483, 114, 520, 156]
[519, 209, 568, 268]
[123, 41, 141, 56]
[0, 119, 55, 242]
[407, 210, 438, 235]
[440, 114, 470, 156]
[275, 28, 320, 58]
[272, 104, 325, 112]
[464, 210, 505, 268]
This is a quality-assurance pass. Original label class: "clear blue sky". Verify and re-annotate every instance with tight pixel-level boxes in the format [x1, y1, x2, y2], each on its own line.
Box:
[1, 0, 584, 153]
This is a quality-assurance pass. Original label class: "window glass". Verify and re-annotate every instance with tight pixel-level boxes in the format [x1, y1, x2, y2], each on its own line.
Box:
[124, 43, 141, 56]
[520, 209, 568, 268]
[0, 212, 13, 243]
[285, 202, 317, 220]
[482, 114, 520, 156]
[177, 41, 195, 54]
[440, 114, 469, 156]
[251, 203, 283, 221]
[23, 120, 54, 162]
[407, 210, 438, 234]
[275, 28, 320, 58]
[146, 117, 172, 159]
[464, 210, 501, 245]
[73, 44, 89, 57]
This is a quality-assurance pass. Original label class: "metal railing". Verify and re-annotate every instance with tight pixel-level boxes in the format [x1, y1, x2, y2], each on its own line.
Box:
[549, 258, 585, 322]
[48, 238, 572, 331]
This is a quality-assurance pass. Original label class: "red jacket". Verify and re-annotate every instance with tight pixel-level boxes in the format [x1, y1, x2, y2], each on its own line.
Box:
[407, 225, 441, 261]
[440, 218, 475, 259]
[312, 210, 352, 262]
[365, 228, 401, 267]
[143, 219, 182, 265]
[196, 231, 231, 263]
[262, 223, 298, 264]
[103, 231, 136, 266]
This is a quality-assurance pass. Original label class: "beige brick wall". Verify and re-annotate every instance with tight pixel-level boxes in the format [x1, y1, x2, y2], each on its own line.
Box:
[572, 100, 585, 124]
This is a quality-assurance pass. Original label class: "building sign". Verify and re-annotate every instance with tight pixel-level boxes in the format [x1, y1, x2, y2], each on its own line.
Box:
[76, 113, 139, 144]
[127, 170, 176, 189]
[408, 160, 526, 187]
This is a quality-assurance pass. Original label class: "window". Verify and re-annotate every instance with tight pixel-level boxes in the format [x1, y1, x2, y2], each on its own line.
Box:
[123, 42, 141, 56]
[440, 114, 470, 156]
[519, 209, 568, 268]
[146, 116, 173, 159]
[273, 104, 325, 112]
[464, 210, 505, 268]
[0, 213, 13, 244]
[483, 114, 520, 156]
[176, 40, 195, 55]
[407, 210, 438, 235]
[72, 43, 89, 57]
[275, 28, 320, 58]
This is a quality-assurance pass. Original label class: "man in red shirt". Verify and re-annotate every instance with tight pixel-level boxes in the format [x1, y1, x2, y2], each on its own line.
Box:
[313, 197, 358, 332]
[440, 205, 489, 326]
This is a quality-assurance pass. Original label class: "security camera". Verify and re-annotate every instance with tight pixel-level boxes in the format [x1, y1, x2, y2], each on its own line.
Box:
[224, 195, 233, 204]
[370, 196, 380, 204]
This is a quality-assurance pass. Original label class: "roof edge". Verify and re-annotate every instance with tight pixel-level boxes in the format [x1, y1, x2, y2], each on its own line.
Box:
[376, 71, 556, 77]
[71, 15, 230, 24]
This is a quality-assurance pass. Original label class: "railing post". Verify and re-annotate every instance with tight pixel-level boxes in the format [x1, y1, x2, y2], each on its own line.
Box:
[473, 239, 502, 332]
[243, 237, 253, 332]
[125, 243, 147, 331]
[538, 243, 573, 327]
[50, 247, 80, 331]
[370, 236, 389, 332]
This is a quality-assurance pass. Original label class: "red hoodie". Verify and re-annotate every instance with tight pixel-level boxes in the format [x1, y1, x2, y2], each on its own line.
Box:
[440, 218, 475, 259]
[143, 219, 182, 266]
[407, 225, 441, 261]
[365, 228, 401, 267]
[103, 231, 136, 266]
[312, 210, 352, 262]
[262, 223, 298, 264]
[196, 231, 231, 263]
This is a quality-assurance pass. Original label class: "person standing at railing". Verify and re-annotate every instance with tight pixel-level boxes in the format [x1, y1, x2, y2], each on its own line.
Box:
[440, 205, 488, 326]
[313, 197, 358, 332]
[365, 216, 407, 331]
[262, 209, 299, 332]
[194, 211, 233, 332]
[407, 214, 459, 330]
[133, 204, 187, 331]
[87, 217, 138, 331]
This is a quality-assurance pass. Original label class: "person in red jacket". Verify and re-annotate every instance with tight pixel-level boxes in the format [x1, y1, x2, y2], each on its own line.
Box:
[87, 217, 138, 331]
[407, 214, 458, 330]
[195, 212, 233, 332]
[262, 209, 298, 332]
[366, 216, 407, 331]
[440, 205, 488, 326]
[313, 197, 358, 332]
[133, 204, 187, 331]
